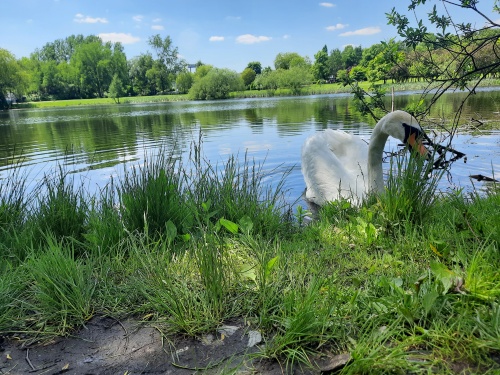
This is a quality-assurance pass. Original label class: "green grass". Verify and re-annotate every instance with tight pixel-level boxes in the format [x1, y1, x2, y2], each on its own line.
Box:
[16, 93, 190, 108]
[0, 139, 499, 373]
[15, 78, 500, 109]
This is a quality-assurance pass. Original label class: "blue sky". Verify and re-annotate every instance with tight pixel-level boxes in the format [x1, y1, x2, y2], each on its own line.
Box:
[3, 0, 498, 71]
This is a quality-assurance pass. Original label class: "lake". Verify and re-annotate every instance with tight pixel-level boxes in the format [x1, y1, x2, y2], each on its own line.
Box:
[1, 90, 499, 207]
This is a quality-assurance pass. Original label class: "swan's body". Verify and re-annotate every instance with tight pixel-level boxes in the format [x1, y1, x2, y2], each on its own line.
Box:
[301, 110, 424, 206]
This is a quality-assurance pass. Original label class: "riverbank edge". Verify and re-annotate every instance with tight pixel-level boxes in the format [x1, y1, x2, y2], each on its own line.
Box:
[11, 78, 500, 109]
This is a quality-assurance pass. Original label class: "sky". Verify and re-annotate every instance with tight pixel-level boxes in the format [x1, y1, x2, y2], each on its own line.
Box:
[3, 0, 498, 72]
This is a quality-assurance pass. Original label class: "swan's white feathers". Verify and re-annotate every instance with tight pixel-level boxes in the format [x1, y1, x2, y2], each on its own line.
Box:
[301, 129, 369, 205]
[301, 110, 422, 206]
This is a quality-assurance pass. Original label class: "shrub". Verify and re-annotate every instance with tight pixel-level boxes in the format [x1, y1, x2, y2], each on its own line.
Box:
[241, 67, 257, 87]
[175, 71, 194, 94]
[189, 68, 244, 100]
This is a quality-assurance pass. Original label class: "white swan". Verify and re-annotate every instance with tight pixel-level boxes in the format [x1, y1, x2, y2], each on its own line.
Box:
[301, 110, 427, 206]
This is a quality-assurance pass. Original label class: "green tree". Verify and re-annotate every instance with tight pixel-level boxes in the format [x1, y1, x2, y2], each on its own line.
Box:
[364, 40, 403, 84]
[0, 49, 26, 108]
[108, 74, 125, 103]
[247, 61, 262, 75]
[175, 71, 194, 94]
[349, 66, 367, 81]
[147, 34, 184, 93]
[341, 45, 363, 69]
[387, 0, 500, 120]
[72, 41, 113, 98]
[336, 69, 349, 84]
[277, 66, 313, 94]
[241, 67, 256, 87]
[328, 48, 343, 82]
[312, 45, 330, 81]
[128, 53, 155, 95]
[194, 64, 213, 80]
[253, 69, 280, 92]
[18, 56, 42, 99]
[274, 52, 310, 70]
[189, 68, 244, 100]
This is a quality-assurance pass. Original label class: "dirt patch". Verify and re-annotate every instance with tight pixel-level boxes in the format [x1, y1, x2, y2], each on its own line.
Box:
[0, 316, 321, 375]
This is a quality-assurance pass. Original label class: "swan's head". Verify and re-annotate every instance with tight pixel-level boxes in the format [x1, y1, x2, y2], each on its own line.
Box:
[380, 110, 427, 156]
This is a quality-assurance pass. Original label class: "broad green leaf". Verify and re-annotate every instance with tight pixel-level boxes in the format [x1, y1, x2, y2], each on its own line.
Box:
[219, 218, 239, 234]
[265, 256, 279, 278]
[165, 220, 177, 242]
[238, 215, 253, 234]
[430, 261, 455, 294]
[422, 290, 439, 314]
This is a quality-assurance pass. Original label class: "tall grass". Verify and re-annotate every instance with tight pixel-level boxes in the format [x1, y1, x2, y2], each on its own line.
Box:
[23, 235, 95, 336]
[30, 166, 89, 251]
[187, 141, 293, 236]
[377, 149, 445, 227]
[0, 162, 30, 264]
[117, 148, 192, 239]
[1, 138, 500, 373]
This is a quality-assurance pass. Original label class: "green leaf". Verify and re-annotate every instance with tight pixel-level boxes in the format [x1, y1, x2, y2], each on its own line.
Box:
[238, 215, 253, 235]
[265, 256, 279, 279]
[219, 218, 239, 234]
[165, 220, 177, 242]
[238, 263, 257, 283]
[430, 261, 455, 294]
[422, 290, 440, 315]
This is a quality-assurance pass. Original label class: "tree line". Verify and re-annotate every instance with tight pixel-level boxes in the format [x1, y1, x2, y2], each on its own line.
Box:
[1, 1, 499, 109]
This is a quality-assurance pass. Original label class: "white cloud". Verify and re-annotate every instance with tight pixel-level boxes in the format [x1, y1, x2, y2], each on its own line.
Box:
[319, 2, 335, 7]
[236, 34, 271, 44]
[340, 26, 381, 36]
[152, 18, 162, 23]
[326, 23, 347, 31]
[209, 36, 225, 42]
[132, 15, 143, 22]
[151, 25, 164, 30]
[74, 13, 108, 24]
[283, 34, 290, 39]
[98, 32, 140, 44]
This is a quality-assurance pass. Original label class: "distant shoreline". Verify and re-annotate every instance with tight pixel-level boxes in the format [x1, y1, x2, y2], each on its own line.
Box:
[10, 78, 500, 110]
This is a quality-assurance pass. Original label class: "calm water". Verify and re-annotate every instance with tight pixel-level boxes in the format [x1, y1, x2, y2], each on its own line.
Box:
[1, 90, 499, 206]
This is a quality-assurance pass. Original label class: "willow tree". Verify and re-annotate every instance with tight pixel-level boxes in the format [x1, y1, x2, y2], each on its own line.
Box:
[0, 49, 27, 109]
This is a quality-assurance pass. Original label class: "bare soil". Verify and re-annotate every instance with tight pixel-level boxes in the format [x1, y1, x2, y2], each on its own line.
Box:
[0, 316, 330, 375]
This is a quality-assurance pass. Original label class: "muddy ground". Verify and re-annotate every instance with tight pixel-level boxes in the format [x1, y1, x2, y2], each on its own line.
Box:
[0, 316, 345, 375]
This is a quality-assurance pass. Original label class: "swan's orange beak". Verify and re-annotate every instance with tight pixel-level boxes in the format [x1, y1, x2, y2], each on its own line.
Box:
[407, 132, 428, 156]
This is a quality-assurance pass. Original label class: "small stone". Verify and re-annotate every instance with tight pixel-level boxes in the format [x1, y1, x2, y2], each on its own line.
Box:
[175, 346, 189, 355]
[218, 325, 239, 337]
[316, 353, 351, 372]
[201, 334, 214, 345]
[247, 330, 262, 347]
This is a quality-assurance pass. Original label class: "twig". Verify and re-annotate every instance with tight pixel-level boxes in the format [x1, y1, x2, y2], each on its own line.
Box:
[2, 363, 18, 374]
[25, 349, 36, 371]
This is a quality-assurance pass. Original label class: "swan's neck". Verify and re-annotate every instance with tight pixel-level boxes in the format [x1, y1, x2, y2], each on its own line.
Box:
[367, 123, 389, 194]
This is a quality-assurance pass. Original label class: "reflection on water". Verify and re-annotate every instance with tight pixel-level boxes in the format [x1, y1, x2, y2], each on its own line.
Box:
[0, 91, 499, 205]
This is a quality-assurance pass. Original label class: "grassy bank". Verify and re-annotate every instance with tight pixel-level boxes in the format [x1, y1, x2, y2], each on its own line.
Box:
[15, 78, 500, 109]
[0, 143, 499, 373]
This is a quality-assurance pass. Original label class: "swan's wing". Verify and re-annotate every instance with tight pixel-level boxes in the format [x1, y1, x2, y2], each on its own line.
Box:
[301, 129, 368, 205]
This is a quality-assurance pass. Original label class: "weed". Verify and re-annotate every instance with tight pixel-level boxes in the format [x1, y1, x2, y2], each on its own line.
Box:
[23, 235, 95, 336]
[378, 149, 445, 227]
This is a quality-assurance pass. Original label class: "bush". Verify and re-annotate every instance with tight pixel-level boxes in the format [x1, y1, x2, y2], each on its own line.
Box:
[241, 67, 256, 87]
[175, 71, 194, 94]
[189, 68, 244, 100]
